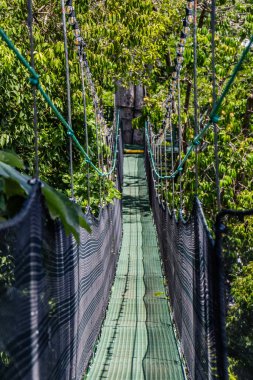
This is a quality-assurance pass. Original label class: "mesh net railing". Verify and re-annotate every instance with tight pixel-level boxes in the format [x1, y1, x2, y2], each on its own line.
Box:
[145, 147, 227, 380]
[0, 137, 123, 380]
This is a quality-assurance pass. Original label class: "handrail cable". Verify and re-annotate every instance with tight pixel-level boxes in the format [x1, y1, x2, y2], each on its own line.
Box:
[146, 33, 253, 180]
[0, 28, 120, 177]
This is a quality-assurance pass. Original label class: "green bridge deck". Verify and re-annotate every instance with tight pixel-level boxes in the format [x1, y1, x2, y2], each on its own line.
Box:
[88, 154, 185, 380]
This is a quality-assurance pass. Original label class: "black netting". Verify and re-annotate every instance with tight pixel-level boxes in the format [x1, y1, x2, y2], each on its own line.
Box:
[145, 147, 227, 380]
[0, 138, 123, 380]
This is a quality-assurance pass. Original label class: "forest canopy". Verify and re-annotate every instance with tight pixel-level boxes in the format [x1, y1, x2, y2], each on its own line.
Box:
[0, 0, 253, 378]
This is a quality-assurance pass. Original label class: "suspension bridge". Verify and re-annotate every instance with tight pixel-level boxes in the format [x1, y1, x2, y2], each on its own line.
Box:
[0, 1, 252, 379]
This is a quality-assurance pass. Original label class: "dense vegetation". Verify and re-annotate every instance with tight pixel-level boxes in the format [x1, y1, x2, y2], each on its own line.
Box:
[0, 0, 252, 378]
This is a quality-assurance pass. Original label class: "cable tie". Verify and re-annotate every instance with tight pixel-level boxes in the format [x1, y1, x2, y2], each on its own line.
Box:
[178, 167, 183, 172]
[193, 138, 200, 146]
[67, 129, 74, 137]
[29, 76, 39, 87]
[28, 177, 40, 185]
[210, 114, 220, 123]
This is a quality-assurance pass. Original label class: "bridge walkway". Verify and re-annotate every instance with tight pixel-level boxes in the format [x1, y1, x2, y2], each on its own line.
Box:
[88, 154, 185, 379]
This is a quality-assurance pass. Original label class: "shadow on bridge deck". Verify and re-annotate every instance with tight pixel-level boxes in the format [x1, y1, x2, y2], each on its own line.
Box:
[87, 154, 185, 380]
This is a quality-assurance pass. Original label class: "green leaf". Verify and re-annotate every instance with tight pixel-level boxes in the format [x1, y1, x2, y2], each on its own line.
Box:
[0, 162, 30, 194]
[41, 183, 91, 242]
[4, 178, 26, 198]
[0, 160, 91, 240]
[0, 150, 24, 169]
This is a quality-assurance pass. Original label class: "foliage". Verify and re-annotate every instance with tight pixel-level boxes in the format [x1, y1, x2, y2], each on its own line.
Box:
[227, 262, 253, 379]
[76, 0, 184, 89]
[0, 0, 118, 208]
[0, 0, 253, 377]
[0, 151, 91, 241]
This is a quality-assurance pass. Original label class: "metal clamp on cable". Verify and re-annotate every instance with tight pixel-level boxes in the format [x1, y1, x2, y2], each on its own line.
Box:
[67, 129, 74, 137]
[193, 137, 200, 146]
[210, 114, 220, 123]
[85, 157, 91, 164]
[29, 75, 39, 87]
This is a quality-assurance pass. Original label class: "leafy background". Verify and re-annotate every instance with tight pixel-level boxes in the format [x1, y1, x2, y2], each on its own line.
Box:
[0, 0, 253, 378]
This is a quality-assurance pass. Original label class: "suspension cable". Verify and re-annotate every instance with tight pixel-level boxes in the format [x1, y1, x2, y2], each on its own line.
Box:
[80, 58, 90, 206]
[170, 104, 175, 211]
[177, 72, 183, 210]
[193, 0, 199, 194]
[159, 143, 162, 200]
[65, 0, 108, 136]
[100, 123, 106, 206]
[61, 0, 74, 198]
[0, 28, 121, 177]
[164, 121, 168, 202]
[212, 0, 221, 211]
[95, 113, 102, 205]
[27, 0, 39, 179]
[145, 32, 253, 180]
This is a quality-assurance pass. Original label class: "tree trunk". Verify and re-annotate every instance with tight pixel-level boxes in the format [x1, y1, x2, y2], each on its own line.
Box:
[242, 93, 253, 135]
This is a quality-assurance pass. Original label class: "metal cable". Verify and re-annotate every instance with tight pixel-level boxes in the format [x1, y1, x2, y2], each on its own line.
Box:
[0, 28, 121, 177]
[27, 0, 39, 179]
[193, 0, 199, 194]
[212, 0, 221, 211]
[159, 143, 162, 200]
[158, 143, 160, 195]
[164, 122, 168, 202]
[145, 28, 253, 180]
[95, 114, 102, 205]
[80, 58, 90, 206]
[61, 0, 74, 198]
[99, 120, 105, 206]
[177, 72, 183, 210]
[171, 129, 175, 211]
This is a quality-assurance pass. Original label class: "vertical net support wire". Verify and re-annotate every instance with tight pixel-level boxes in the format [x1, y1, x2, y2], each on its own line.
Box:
[164, 122, 168, 202]
[27, 0, 39, 179]
[155, 142, 157, 190]
[151, 131, 156, 189]
[159, 143, 163, 201]
[177, 72, 183, 211]
[100, 123, 106, 206]
[95, 114, 102, 206]
[212, 0, 221, 211]
[80, 58, 90, 206]
[171, 104, 175, 212]
[111, 95, 117, 181]
[61, 0, 74, 199]
[61, 3, 76, 377]
[193, 0, 199, 194]
[158, 143, 161, 198]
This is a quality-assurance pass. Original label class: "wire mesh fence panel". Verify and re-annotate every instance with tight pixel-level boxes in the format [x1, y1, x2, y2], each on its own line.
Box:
[145, 147, 226, 380]
[0, 142, 123, 380]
